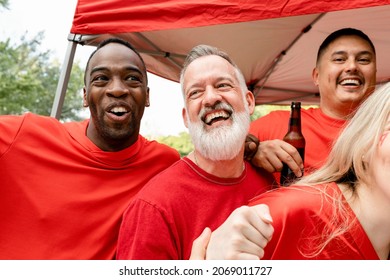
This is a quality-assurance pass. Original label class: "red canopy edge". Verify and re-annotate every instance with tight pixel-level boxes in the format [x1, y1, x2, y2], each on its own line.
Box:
[71, 0, 390, 34]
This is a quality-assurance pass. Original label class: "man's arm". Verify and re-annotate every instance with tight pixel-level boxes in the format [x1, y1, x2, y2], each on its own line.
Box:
[190, 205, 273, 260]
[245, 134, 303, 177]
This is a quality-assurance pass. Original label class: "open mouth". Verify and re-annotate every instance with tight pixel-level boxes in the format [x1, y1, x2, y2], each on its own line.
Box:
[109, 106, 128, 116]
[339, 78, 362, 86]
[203, 110, 231, 125]
[106, 105, 131, 121]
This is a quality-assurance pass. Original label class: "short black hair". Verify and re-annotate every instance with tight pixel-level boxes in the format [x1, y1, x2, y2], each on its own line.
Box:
[84, 37, 147, 85]
[316, 28, 376, 65]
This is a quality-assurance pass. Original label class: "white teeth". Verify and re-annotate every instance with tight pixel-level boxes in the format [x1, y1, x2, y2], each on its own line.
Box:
[110, 106, 127, 113]
[340, 79, 360, 86]
[205, 111, 229, 124]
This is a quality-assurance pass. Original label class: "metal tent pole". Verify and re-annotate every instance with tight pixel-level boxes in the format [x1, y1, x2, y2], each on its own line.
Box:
[50, 39, 78, 119]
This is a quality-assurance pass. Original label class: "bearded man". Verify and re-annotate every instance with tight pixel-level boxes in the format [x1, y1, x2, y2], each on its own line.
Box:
[116, 45, 275, 260]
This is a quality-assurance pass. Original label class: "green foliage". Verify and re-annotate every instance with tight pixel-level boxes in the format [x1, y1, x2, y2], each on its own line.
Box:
[251, 104, 289, 121]
[251, 104, 318, 121]
[156, 132, 194, 157]
[0, 0, 9, 9]
[0, 32, 85, 121]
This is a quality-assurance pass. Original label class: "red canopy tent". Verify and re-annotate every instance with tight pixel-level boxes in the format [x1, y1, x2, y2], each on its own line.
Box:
[52, 0, 390, 118]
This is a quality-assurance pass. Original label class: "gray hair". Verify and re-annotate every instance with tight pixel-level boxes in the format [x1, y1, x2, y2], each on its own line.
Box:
[179, 45, 248, 97]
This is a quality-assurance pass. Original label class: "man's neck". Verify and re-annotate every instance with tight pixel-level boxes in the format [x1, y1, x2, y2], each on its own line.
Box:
[191, 150, 245, 178]
[86, 122, 138, 152]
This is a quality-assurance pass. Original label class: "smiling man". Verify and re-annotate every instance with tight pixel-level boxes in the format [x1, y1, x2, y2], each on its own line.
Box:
[83, 39, 149, 151]
[0, 38, 180, 259]
[116, 44, 275, 260]
[249, 28, 377, 180]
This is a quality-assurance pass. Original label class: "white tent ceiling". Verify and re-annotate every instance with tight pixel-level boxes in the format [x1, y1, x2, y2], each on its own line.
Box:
[52, 2, 390, 117]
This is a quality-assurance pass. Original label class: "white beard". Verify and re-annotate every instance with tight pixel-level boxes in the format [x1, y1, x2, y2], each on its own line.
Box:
[187, 103, 250, 161]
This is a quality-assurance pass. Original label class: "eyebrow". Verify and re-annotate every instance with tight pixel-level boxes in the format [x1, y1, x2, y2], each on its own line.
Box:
[90, 66, 144, 76]
[188, 76, 235, 87]
[331, 50, 374, 56]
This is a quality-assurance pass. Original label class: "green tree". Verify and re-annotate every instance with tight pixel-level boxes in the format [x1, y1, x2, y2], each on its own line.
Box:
[157, 132, 194, 157]
[0, 0, 9, 9]
[251, 104, 318, 121]
[0, 32, 84, 121]
[251, 104, 288, 121]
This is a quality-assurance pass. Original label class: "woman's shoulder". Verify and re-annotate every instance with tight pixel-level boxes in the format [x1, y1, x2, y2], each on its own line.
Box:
[248, 183, 338, 214]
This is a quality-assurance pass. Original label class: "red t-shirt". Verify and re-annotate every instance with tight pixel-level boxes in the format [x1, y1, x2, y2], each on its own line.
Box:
[0, 113, 180, 259]
[250, 107, 346, 173]
[116, 157, 276, 260]
[248, 182, 379, 259]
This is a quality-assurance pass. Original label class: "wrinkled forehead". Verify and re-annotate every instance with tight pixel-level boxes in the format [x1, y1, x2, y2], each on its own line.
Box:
[184, 55, 237, 81]
[88, 43, 146, 73]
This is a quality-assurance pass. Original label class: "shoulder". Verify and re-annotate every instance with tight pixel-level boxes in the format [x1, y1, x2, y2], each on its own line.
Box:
[1, 113, 60, 126]
[131, 159, 189, 211]
[246, 164, 277, 188]
[249, 184, 329, 216]
[252, 110, 290, 125]
[302, 107, 346, 127]
[140, 136, 180, 159]
[1, 113, 66, 135]
[147, 158, 186, 180]
[249, 184, 336, 236]
[63, 118, 89, 131]
[250, 110, 290, 137]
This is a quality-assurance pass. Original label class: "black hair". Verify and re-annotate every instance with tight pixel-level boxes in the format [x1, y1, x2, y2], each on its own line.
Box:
[84, 37, 147, 85]
[316, 28, 376, 65]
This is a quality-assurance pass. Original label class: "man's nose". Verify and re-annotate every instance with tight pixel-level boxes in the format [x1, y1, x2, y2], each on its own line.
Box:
[106, 78, 129, 97]
[202, 86, 222, 106]
[345, 58, 358, 72]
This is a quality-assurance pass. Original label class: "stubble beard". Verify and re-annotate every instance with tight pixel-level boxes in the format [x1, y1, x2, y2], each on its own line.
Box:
[91, 105, 137, 142]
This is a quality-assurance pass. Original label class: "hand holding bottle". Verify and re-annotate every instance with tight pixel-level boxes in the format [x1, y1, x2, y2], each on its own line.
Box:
[280, 102, 306, 186]
[251, 139, 304, 175]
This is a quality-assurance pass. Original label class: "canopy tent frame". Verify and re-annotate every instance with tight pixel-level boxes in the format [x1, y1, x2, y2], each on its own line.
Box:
[52, 0, 390, 119]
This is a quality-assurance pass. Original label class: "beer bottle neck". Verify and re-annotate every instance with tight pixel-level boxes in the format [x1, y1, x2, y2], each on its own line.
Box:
[288, 116, 301, 130]
[288, 107, 301, 131]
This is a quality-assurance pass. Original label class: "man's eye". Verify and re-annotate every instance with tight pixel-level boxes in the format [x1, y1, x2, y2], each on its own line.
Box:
[358, 58, 371, 64]
[127, 75, 141, 82]
[333, 57, 345, 62]
[187, 89, 203, 99]
[189, 90, 199, 97]
[219, 83, 232, 88]
[92, 75, 108, 82]
[217, 83, 233, 90]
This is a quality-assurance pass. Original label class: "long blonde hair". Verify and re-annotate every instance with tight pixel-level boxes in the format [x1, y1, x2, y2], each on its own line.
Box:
[294, 82, 390, 257]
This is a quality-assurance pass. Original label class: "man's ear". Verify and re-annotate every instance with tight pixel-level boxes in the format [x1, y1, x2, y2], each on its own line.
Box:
[182, 107, 189, 128]
[312, 67, 319, 86]
[246, 91, 256, 115]
[145, 87, 150, 107]
[83, 87, 89, 107]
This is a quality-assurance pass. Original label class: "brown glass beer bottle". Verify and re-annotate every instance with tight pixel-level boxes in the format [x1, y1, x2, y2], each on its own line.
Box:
[280, 102, 305, 186]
